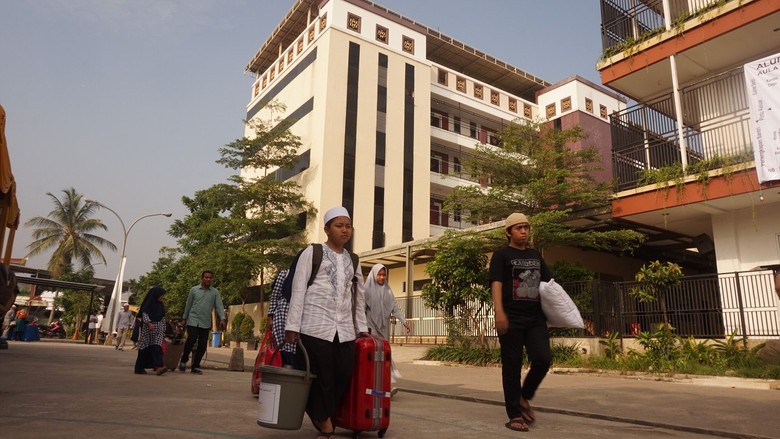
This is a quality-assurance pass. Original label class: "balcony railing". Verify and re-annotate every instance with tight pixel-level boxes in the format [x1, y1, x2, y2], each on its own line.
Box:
[431, 113, 501, 146]
[390, 270, 780, 343]
[601, 0, 736, 57]
[611, 67, 753, 190]
[430, 156, 479, 183]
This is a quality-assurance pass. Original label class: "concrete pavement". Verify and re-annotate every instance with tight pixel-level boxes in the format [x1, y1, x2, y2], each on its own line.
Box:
[1, 339, 778, 438]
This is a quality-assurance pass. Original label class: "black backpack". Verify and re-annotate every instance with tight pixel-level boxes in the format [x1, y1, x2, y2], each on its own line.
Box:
[280, 243, 359, 302]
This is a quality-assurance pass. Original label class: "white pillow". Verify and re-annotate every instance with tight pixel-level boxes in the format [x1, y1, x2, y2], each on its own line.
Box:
[539, 279, 585, 328]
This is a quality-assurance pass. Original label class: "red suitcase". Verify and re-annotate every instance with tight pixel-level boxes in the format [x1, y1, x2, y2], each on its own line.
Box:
[335, 336, 391, 438]
[252, 329, 282, 395]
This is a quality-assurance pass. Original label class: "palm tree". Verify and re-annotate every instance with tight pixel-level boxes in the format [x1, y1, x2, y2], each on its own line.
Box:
[24, 187, 117, 276]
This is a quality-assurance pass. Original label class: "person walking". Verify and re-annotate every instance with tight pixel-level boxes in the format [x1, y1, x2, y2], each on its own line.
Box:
[284, 206, 369, 439]
[489, 212, 552, 432]
[267, 268, 295, 366]
[178, 270, 226, 375]
[134, 287, 168, 375]
[87, 311, 98, 344]
[115, 303, 134, 350]
[364, 263, 411, 394]
[2, 304, 16, 338]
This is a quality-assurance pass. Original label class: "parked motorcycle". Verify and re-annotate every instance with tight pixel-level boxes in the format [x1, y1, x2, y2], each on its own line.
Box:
[39, 320, 66, 339]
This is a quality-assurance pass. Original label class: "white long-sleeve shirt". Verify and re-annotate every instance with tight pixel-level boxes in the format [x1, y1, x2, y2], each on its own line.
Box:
[285, 244, 368, 342]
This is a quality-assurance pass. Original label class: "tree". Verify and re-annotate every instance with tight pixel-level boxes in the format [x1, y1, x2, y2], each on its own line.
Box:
[56, 264, 103, 339]
[24, 187, 117, 276]
[421, 230, 492, 348]
[167, 101, 314, 313]
[630, 260, 683, 328]
[445, 121, 644, 252]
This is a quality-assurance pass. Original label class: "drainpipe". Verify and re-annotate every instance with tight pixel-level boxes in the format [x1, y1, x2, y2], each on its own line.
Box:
[664, 0, 689, 171]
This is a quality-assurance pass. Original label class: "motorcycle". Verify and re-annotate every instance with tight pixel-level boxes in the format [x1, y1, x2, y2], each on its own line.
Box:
[39, 320, 66, 339]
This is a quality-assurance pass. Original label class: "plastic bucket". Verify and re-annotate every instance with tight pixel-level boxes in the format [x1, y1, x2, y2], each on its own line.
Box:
[211, 331, 222, 347]
[256, 339, 315, 430]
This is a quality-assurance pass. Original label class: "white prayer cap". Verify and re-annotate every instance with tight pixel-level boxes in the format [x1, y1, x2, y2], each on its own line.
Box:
[324, 206, 350, 224]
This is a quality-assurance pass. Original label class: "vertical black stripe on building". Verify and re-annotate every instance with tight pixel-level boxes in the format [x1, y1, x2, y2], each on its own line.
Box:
[342, 42, 360, 251]
[402, 63, 415, 242]
[373, 53, 388, 249]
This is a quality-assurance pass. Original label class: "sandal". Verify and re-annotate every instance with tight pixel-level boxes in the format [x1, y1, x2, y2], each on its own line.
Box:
[519, 399, 536, 424]
[314, 431, 335, 439]
[505, 417, 529, 432]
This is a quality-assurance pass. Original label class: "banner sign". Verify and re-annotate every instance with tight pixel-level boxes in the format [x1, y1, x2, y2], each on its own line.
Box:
[744, 52, 780, 183]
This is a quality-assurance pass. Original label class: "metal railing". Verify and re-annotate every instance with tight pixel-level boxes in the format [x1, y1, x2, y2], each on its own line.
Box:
[601, 0, 734, 56]
[390, 270, 780, 343]
[611, 66, 753, 190]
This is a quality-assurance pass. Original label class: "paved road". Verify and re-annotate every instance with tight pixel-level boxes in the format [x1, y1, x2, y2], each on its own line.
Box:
[1, 340, 778, 438]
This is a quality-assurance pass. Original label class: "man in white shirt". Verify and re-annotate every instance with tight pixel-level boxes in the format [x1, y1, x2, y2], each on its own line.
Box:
[115, 304, 134, 350]
[285, 206, 369, 439]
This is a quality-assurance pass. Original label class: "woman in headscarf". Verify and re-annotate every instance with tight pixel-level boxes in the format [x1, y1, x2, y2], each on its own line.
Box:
[134, 287, 168, 375]
[364, 264, 411, 392]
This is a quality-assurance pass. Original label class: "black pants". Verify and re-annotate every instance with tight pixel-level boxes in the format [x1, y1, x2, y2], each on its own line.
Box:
[295, 333, 355, 422]
[498, 324, 551, 419]
[180, 326, 210, 369]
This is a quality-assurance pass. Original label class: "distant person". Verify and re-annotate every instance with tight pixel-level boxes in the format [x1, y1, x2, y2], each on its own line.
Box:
[489, 213, 552, 432]
[178, 270, 226, 375]
[115, 304, 134, 350]
[364, 263, 411, 394]
[2, 304, 16, 338]
[284, 206, 369, 439]
[87, 312, 98, 344]
[267, 268, 295, 365]
[134, 287, 168, 375]
[96, 311, 105, 343]
[14, 308, 28, 341]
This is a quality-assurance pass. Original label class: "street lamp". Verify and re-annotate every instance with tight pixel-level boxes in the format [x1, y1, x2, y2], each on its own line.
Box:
[87, 199, 172, 339]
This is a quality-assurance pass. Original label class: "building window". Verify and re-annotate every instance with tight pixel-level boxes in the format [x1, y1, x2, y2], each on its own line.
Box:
[456, 77, 466, 93]
[270, 67, 275, 81]
[308, 26, 315, 43]
[600, 104, 608, 119]
[402, 36, 414, 54]
[376, 25, 388, 44]
[585, 98, 593, 113]
[347, 13, 361, 33]
[454, 116, 461, 134]
[469, 121, 478, 139]
[253, 83, 259, 97]
[262, 75, 267, 88]
[546, 103, 556, 118]
[561, 96, 572, 112]
[523, 103, 532, 118]
[474, 84, 483, 99]
[490, 90, 500, 106]
[437, 69, 447, 86]
[297, 38, 304, 54]
[288, 49, 294, 63]
[319, 14, 328, 32]
[509, 98, 517, 113]
[278, 57, 285, 72]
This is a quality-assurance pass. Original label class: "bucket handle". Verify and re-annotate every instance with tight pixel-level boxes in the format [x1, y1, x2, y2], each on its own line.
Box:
[268, 337, 314, 383]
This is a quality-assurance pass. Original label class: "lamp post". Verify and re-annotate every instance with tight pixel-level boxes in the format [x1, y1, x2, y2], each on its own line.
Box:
[87, 199, 172, 340]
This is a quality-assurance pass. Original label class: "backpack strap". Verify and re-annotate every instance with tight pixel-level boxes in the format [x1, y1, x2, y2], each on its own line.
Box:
[308, 243, 323, 287]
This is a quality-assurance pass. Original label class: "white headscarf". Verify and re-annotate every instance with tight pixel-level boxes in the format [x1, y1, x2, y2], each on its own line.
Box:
[364, 264, 399, 339]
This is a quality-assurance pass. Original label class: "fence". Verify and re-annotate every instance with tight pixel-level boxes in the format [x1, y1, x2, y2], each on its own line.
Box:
[390, 270, 780, 343]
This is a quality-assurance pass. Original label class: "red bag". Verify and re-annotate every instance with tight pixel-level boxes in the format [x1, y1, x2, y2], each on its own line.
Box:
[251, 328, 282, 395]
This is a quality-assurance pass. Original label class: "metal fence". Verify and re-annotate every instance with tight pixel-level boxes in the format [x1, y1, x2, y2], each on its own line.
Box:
[390, 270, 780, 343]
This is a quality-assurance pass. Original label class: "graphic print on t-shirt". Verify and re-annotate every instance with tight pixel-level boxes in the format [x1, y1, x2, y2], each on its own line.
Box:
[511, 258, 541, 300]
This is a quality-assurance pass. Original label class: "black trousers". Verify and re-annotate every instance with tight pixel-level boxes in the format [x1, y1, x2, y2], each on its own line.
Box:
[181, 326, 210, 369]
[295, 333, 356, 422]
[498, 324, 551, 419]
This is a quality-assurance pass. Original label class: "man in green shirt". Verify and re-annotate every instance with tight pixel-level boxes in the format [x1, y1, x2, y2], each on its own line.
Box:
[178, 271, 226, 374]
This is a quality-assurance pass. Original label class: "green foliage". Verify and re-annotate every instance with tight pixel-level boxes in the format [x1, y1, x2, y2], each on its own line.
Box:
[55, 264, 104, 335]
[630, 261, 683, 303]
[599, 331, 622, 360]
[230, 312, 256, 342]
[445, 120, 645, 253]
[24, 187, 117, 276]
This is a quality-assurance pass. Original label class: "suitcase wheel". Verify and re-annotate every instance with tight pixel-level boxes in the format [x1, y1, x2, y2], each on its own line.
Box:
[378, 428, 387, 438]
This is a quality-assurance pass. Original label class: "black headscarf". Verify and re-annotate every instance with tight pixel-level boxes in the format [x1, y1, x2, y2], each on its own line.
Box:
[138, 287, 166, 322]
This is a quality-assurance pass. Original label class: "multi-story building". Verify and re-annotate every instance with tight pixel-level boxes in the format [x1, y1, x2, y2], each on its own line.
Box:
[598, 0, 780, 334]
[243, 0, 626, 303]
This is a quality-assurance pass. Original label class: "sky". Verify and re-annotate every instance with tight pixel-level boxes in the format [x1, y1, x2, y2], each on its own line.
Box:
[1, 0, 604, 282]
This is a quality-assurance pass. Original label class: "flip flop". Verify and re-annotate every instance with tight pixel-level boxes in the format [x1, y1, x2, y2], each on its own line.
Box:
[505, 417, 529, 432]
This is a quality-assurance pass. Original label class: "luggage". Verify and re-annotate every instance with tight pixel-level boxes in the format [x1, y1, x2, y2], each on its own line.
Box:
[334, 336, 391, 438]
[163, 341, 184, 371]
[252, 329, 282, 395]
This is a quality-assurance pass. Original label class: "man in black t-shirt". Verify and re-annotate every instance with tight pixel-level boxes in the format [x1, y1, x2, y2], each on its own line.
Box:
[489, 212, 552, 432]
